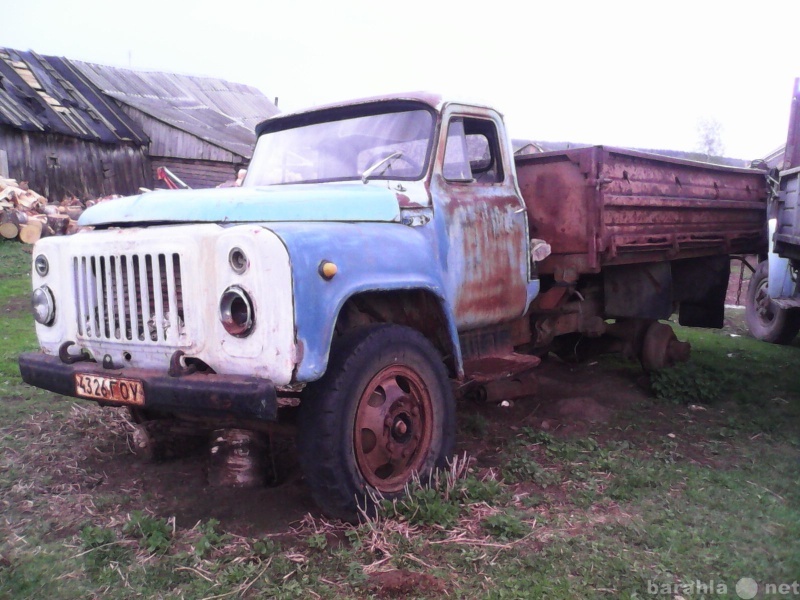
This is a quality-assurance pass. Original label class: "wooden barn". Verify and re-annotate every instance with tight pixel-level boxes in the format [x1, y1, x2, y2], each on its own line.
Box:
[1, 48, 279, 197]
[0, 48, 151, 201]
[72, 61, 280, 189]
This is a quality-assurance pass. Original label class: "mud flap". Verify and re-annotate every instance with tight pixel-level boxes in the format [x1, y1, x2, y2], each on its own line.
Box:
[673, 256, 730, 329]
[603, 263, 672, 320]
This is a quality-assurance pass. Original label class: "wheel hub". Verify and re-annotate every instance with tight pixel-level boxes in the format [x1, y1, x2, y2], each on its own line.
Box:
[392, 416, 409, 439]
[641, 321, 691, 372]
[354, 365, 434, 492]
[755, 283, 776, 321]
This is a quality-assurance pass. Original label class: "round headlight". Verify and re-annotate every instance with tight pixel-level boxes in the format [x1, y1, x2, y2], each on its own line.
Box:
[219, 286, 254, 337]
[32, 286, 55, 325]
[34, 254, 49, 276]
[228, 247, 248, 274]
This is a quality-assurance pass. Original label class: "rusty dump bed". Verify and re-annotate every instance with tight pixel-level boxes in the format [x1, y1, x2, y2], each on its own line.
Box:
[516, 146, 768, 277]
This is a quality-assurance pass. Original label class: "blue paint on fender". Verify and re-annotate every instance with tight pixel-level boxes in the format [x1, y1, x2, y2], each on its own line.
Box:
[266, 221, 462, 382]
[78, 184, 401, 227]
[525, 280, 541, 312]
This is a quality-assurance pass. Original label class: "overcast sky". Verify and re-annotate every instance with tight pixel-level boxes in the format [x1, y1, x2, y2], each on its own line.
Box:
[5, 0, 799, 159]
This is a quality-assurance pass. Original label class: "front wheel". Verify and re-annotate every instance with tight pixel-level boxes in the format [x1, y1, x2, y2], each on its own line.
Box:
[745, 261, 800, 344]
[297, 324, 455, 521]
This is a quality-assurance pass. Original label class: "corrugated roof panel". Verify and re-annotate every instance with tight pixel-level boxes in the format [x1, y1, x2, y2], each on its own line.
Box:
[0, 48, 148, 145]
[71, 61, 279, 158]
[0, 51, 72, 136]
[0, 90, 39, 129]
[45, 57, 149, 145]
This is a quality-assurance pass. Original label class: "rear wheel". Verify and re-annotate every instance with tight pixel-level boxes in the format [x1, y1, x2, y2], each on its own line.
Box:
[745, 261, 800, 344]
[297, 324, 455, 521]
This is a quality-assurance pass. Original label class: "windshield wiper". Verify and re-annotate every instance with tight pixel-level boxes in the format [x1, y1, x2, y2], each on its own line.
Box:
[361, 151, 403, 184]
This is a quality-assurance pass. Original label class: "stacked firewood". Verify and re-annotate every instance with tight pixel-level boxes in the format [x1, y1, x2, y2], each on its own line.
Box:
[0, 178, 120, 244]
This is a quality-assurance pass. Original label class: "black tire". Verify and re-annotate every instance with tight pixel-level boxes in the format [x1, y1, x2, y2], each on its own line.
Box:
[297, 324, 455, 521]
[745, 261, 800, 345]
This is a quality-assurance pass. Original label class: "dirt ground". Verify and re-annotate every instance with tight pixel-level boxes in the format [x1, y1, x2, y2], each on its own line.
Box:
[15, 301, 759, 549]
[9, 311, 789, 598]
[68, 356, 656, 538]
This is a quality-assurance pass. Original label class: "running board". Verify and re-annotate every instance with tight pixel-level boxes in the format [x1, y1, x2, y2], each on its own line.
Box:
[462, 352, 541, 384]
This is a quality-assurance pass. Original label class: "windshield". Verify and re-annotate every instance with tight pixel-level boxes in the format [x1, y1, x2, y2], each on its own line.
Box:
[244, 108, 435, 186]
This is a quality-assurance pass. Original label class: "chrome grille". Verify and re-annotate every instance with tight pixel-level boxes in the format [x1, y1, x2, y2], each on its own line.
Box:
[73, 253, 185, 343]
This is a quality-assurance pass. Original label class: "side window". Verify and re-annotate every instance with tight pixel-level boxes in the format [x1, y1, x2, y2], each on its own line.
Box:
[443, 119, 472, 181]
[443, 117, 504, 184]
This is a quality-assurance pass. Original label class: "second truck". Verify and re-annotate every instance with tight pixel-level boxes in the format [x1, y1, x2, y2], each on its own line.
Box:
[745, 79, 800, 344]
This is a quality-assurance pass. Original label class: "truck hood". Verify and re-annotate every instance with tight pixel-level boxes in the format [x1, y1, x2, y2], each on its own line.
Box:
[78, 184, 401, 227]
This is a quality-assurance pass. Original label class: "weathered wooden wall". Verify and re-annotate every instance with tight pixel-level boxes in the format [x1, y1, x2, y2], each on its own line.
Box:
[117, 106, 248, 189]
[0, 126, 151, 200]
[121, 106, 243, 163]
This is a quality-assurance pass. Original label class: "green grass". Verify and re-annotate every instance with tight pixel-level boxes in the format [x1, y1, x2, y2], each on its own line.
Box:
[671, 316, 800, 436]
[0, 243, 51, 417]
[1, 240, 799, 598]
[0, 239, 58, 511]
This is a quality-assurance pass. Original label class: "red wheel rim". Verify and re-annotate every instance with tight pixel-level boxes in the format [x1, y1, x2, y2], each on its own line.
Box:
[353, 365, 434, 493]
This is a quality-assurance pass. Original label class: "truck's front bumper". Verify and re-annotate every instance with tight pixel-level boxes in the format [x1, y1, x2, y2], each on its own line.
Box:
[18, 352, 278, 421]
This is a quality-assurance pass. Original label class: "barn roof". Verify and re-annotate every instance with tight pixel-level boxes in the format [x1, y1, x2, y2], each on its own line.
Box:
[72, 61, 279, 158]
[0, 48, 149, 144]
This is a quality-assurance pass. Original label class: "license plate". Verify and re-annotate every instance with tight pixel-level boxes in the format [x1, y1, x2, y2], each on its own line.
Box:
[74, 373, 145, 406]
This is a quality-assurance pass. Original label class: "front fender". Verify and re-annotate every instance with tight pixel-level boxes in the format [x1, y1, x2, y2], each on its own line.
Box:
[268, 222, 461, 382]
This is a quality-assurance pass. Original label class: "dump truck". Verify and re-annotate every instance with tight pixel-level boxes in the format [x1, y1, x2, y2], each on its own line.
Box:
[19, 93, 767, 519]
[745, 79, 800, 344]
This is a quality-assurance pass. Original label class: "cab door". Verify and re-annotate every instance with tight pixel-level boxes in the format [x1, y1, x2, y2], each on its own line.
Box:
[431, 106, 529, 330]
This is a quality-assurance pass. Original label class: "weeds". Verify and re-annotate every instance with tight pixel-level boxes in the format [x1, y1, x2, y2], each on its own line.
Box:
[191, 518, 228, 558]
[122, 511, 173, 554]
[79, 524, 129, 570]
[305, 532, 328, 551]
[249, 539, 279, 561]
[650, 362, 726, 404]
[481, 512, 531, 541]
[380, 485, 462, 528]
[501, 453, 562, 486]
[374, 453, 470, 528]
[459, 473, 507, 504]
